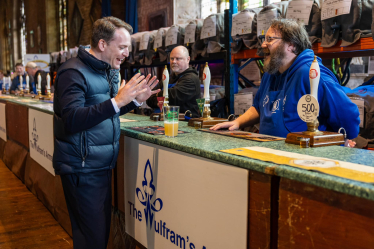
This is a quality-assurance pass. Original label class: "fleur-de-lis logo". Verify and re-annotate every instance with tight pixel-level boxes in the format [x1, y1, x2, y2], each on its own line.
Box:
[136, 159, 163, 228]
[32, 118, 38, 144]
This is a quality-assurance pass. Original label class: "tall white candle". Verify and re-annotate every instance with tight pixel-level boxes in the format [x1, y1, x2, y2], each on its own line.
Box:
[26, 75, 29, 91]
[46, 74, 50, 91]
[19, 75, 23, 91]
[37, 74, 41, 93]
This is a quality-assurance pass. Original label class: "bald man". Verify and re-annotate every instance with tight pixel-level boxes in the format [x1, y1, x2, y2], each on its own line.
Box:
[147, 46, 201, 117]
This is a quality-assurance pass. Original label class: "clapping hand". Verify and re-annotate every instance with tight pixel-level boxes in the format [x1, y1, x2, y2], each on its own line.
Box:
[135, 74, 160, 103]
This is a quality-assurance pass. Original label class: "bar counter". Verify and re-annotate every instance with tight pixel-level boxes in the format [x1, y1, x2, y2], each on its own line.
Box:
[1, 95, 374, 249]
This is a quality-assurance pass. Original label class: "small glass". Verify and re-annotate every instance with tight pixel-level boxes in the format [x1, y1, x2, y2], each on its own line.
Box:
[194, 121, 201, 129]
[163, 106, 180, 138]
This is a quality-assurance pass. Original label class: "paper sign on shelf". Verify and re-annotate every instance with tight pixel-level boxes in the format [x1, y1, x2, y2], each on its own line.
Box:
[234, 93, 253, 115]
[165, 26, 178, 46]
[201, 15, 217, 39]
[139, 33, 150, 51]
[257, 9, 278, 37]
[153, 29, 166, 49]
[184, 24, 197, 44]
[321, 0, 352, 21]
[232, 12, 255, 36]
[286, 0, 314, 24]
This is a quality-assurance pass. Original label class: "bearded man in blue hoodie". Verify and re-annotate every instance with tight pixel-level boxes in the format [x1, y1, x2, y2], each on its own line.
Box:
[53, 17, 160, 249]
[212, 19, 359, 140]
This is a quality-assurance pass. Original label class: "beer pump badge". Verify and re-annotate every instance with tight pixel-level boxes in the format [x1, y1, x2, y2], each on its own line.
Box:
[297, 94, 319, 123]
[157, 97, 165, 111]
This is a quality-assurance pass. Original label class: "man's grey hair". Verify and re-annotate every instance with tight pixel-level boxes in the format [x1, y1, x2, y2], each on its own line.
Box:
[270, 19, 312, 55]
[26, 62, 37, 69]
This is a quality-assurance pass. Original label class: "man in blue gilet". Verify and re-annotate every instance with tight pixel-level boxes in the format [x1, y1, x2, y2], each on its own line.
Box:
[53, 17, 160, 249]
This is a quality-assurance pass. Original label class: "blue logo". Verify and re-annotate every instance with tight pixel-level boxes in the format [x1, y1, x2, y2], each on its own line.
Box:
[136, 159, 163, 229]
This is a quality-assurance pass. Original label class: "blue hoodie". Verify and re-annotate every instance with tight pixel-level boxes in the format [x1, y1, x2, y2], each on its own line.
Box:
[253, 49, 360, 139]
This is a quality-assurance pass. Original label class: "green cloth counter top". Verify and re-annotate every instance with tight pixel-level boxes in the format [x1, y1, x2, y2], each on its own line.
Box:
[3, 95, 374, 201]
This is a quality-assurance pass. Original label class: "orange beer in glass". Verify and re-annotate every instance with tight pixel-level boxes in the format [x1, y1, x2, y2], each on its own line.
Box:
[163, 106, 179, 137]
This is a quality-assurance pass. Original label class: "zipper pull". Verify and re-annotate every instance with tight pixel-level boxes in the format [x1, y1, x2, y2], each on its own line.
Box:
[82, 161, 85, 167]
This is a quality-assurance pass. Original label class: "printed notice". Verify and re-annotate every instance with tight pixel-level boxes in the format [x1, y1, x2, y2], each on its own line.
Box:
[257, 9, 278, 37]
[184, 24, 196, 44]
[201, 15, 217, 39]
[286, 0, 314, 24]
[139, 33, 150, 51]
[231, 12, 255, 36]
[321, 0, 352, 21]
[234, 93, 253, 115]
[350, 97, 364, 128]
[165, 27, 178, 46]
[153, 29, 166, 49]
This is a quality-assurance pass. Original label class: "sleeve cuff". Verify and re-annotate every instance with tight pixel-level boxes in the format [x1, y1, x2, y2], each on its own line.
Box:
[133, 99, 143, 107]
[111, 98, 120, 113]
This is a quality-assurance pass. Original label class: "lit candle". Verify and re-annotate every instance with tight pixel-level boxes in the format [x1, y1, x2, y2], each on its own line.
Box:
[46, 74, 50, 91]
[37, 74, 41, 94]
[26, 75, 29, 91]
[19, 75, 23, 91]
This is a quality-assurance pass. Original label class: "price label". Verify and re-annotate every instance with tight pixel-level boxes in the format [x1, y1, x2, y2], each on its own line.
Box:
[184, 24, 196, 44]
[201, 15, 217, 39]
[139, 33, 150, 51]
[153, 29, 165, 49]
[297, 94, 319, 122]
[231, 12, 255, 36]
[165, 26, 178, 46]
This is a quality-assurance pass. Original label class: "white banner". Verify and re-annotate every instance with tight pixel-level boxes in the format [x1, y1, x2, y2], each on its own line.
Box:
[24, 54, 50, 72]
[28, 109, 54, 176]
[0, 103, 6, 141]
[124, 137, 248, 249]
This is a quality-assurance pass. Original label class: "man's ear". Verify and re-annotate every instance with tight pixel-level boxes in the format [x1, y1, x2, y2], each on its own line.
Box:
[97, 39, 107, 52]
[187, 56, 190, 64]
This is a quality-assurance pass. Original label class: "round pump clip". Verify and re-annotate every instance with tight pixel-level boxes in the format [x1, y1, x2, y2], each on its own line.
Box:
[228, 114, 236, 121]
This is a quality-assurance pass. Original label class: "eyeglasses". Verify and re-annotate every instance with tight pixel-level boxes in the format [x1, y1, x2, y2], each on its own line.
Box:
[263, 36, 282, 45]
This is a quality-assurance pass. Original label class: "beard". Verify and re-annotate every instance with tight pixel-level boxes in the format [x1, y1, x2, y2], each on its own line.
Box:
[263, 42, 286, 75]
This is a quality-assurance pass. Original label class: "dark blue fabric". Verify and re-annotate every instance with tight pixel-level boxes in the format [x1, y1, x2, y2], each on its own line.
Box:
[53, 46, 137, 175]
[253, 49, 360, 139]
[10, 73, 34, 91]
[102, 0, 111, 17]
[257, 69, 290, 137]
[126, 0, 138, 33]
[61, 170, 112, 249]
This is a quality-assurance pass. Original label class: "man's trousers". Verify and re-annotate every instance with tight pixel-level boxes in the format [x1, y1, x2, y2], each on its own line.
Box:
[60, 170, 112, 249]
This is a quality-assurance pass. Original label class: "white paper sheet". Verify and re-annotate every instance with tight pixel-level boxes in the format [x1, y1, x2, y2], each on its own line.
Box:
[200, 15, 217, 39]
[321, 0, 352, 21]
[257, 9, 278, 37]
[165, 26, 178, 46]
[139, 33, 150, 51]
[234, 93, 253, 115]
[231, 12, 255, 36]
[153, 29, 166, 49]
[184, 24, 197, 44]
[286, 0, 314, 24]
